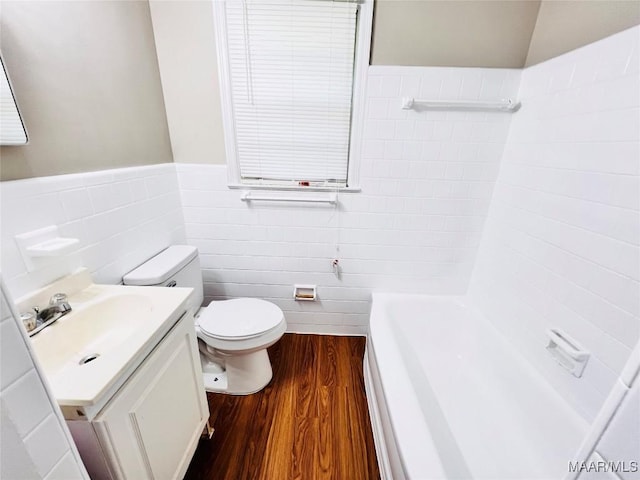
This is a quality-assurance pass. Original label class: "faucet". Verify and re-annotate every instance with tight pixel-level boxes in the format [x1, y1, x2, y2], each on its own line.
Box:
[22, 293, 72, 337]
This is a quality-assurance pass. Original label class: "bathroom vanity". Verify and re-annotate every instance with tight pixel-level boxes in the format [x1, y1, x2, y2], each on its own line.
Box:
[16, 269, 209, 480]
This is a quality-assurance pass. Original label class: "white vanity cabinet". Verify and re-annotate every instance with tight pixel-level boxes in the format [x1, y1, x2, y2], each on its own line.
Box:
[69, 313, 208, 480]
[16, 270, 208, 480]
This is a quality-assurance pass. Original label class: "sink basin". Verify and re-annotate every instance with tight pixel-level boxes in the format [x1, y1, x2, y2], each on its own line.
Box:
[31, 294, 153, 376]
[18, 269, 193, 408]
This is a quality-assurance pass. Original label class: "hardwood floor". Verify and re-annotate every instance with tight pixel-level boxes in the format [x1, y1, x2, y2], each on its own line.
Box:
[184, 334, 380, 479]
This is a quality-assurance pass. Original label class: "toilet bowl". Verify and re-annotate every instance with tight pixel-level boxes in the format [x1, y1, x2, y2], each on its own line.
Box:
[123, 245, 286, 395]
[195, 298, 287, 394]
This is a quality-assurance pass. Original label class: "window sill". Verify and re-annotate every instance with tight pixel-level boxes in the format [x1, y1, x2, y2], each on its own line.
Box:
[227, 183, 361, 193]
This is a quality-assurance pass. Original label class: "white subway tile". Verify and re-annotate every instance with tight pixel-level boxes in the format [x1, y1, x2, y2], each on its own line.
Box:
[432, 122, 454, 141]
[459, 70, 483, 100]
[394, 120, 415, 140]
[0, 319, 33, 390]
[365, 75, 382, 97]
[418, 75, 443, 98]
[23, 414, 69, 478]
[383, 141, 404, 159]
[128, 177, 149, 201]
[88, 184, 117, 213]
[59, 189, 93, 221]
[111, 181, 133, 208]
[399, 75, 421, 96]
[412, 121, 434, 141]
[440, 71, 463, 98]
[379, 75, 402, 97]
[373, 120, 396, 140]
[367, 98, 389, 119]
[402, 141, 422, 161]
[1, 369, 52, 437]
[44, 452, 83, 480]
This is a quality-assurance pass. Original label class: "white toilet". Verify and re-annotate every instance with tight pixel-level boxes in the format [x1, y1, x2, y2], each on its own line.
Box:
[123, 245, 287, 395]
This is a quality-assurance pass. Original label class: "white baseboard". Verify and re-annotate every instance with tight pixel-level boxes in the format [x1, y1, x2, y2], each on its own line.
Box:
[286, 323, 367, 336]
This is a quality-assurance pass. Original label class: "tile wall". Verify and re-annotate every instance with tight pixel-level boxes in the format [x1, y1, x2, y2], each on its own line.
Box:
[1, 279, 87, 479]
[177, 66, 521, 333]
[1, 164, 185, 299]
[0, 164, 185, 478]
[469, 26, 640, 422]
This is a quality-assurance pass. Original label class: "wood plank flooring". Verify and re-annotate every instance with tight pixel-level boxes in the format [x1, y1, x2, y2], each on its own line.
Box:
[184, 334, 380, 479]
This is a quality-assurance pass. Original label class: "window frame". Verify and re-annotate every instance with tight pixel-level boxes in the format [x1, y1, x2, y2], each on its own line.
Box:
[212, 0, 373, 192]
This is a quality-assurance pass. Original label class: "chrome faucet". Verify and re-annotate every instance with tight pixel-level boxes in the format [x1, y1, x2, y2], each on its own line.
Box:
[22, 293, 72, 337]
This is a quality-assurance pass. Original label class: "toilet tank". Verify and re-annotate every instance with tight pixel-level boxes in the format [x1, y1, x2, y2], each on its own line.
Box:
[123, 245, 204, 313]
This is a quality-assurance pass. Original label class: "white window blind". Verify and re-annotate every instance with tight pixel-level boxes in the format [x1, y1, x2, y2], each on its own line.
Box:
[224, 0, 358, 187]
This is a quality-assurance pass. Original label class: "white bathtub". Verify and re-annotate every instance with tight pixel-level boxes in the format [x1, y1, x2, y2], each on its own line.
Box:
[364, 293, 589, 480]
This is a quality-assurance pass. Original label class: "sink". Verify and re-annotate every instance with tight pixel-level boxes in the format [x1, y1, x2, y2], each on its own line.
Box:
[31, 294, 153, 376]
[17, 269, 193, 409]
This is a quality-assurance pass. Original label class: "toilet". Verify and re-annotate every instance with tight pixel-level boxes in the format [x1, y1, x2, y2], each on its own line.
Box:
[123, 245, 287, 395]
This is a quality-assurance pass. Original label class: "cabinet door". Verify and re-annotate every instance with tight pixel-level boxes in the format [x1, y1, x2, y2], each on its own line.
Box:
[94, 315, 208, 480]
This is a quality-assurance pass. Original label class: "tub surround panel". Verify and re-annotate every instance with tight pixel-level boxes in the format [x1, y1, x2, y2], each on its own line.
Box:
[1, 164, 186, 299]
[176, 65, 520, 333]
[470, 26, 640, 422]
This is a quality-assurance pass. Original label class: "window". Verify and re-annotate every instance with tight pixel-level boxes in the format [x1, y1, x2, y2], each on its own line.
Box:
[213, 0, 372, 190]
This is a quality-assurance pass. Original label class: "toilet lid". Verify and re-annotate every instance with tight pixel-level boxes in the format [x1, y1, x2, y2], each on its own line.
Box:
[198, 298, 284, 340]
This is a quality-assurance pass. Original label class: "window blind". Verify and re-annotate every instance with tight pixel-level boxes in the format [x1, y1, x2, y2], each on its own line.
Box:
[224, 0, 358, 187]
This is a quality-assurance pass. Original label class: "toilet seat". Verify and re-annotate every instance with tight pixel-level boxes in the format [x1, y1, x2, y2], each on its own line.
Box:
[197, 298, 284, 341]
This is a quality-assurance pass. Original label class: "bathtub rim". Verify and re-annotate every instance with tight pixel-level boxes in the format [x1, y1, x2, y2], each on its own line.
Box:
[364, 340, 405, 480]
[367, 292, 456, 480]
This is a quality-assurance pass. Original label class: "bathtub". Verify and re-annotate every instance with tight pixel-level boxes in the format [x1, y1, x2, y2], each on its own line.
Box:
[364, 293, 589, 480]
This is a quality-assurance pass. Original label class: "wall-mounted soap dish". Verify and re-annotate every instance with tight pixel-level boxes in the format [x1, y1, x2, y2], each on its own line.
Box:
[15, 225, 79, 271]
[546, 328, 590, 378]
[26, 237, 79, 256]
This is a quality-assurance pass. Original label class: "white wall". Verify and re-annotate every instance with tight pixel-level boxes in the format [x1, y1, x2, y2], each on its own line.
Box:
[177, 66, 520, 334]
[1, 164, 185, 299]
[1, 279, 87, 479]
[469, 27, 640, 423]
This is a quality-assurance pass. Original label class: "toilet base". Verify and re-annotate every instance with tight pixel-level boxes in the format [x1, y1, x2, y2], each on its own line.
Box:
[202, 371, 228, 392]
[200, 348, 274, 395]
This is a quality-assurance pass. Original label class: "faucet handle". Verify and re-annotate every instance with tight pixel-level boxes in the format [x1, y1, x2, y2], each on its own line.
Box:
[49, 293, 71, 314]
[20, 312, 37, 332]
[49, 293, 68, 305]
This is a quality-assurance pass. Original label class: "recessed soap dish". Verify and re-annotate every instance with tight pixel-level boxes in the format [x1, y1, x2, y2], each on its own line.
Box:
[293, 285, 316, 301]
[546, 328, 590, 378]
